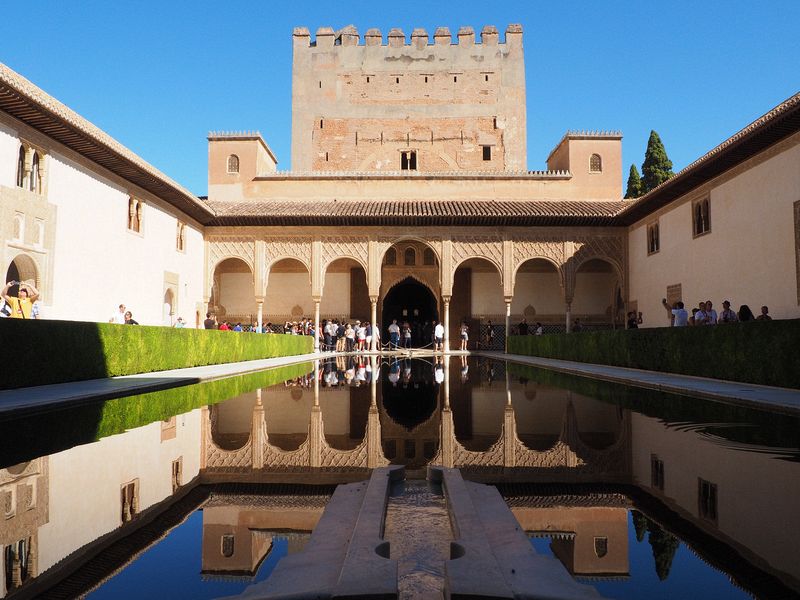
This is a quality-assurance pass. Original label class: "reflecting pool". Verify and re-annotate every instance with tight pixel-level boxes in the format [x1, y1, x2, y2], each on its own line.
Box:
[0, 356, 798, 599]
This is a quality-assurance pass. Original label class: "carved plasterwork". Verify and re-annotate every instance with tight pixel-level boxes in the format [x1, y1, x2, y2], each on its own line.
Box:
[451, 236, 504, 277]
[320, 237, 369, 273]
[264, 237, 312, 270]
[512, 238, 565, 272]
[208, 237, 256, 270]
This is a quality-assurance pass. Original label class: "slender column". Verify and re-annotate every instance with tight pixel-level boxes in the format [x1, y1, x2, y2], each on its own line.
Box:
[503, 370, 516, 469]
[252, 388, 264, 469]
[367, 355, 382, 468]
[565, 302, 572, 333]
[370, 297, 378, 351]
[440, 355, 454, 468]
[309, 360, 322, 468]
[256, 300, 263, 333]
[504, 298, 512, 353]
[443, 296, 451, 353]
[313, 299, 321, 351]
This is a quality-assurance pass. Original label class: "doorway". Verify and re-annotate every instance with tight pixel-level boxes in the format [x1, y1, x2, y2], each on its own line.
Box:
[381, 277, 438, 347]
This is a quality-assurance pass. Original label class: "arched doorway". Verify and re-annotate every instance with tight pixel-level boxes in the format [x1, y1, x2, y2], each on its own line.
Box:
[210, 258, 255, 326]
[5, 254, 39, 299]
[381, 278, 438, 347]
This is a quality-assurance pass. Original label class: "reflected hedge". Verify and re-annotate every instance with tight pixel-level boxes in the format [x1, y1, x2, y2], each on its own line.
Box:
[0, 319, 314, 389]
[508, 320, 800, 389]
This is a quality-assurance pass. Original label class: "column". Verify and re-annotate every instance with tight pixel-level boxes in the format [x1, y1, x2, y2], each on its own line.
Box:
[367, 355, 382, 468]
[256, 300, 263, 333]
[565, 302, 572, 333]
[309, 360, 322, 468]
[504, 298, 512, 353]
[503, 371, 516, 469]
[443, 296, 451, 353]
[439, 355, 454, 468]
[313, 299, 321, 351]
[252, 388, 264, 469]
[370, 297, 378, 351]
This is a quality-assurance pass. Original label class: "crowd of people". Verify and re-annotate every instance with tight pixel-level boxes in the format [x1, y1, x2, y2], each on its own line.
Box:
[660, 299, 772, 327]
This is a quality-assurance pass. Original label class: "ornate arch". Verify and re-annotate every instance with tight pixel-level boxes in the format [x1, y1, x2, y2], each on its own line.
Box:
[6, 252, 40, 288]
[380, 270, 440, 301]
[320, 237, 369, 275]
[378, 236, 442, 265]
[451, 236, 504, 284]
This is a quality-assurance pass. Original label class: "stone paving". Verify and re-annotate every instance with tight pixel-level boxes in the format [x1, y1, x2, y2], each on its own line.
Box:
[489, 351, 800, 415]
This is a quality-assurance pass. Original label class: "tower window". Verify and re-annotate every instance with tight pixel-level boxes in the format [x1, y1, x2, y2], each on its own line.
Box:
[385, 247, 397, 265]
[128, 197, 143, 233]
[453, 75, 458, 83]
[424, 76, 428, 83]
[227, 154, 239, 173]
[320, 119, 324, 129]
[29, 151, 39, 193]
[176, 221, 186, 251]
[395, 77, 399, 84]
[423, 248, 435, 265]
[482, 145, 492, 161]
[590, 153, 602, 172]
[401, 150, 417, 171]
[485, 74, 489, 82]
[366, 76, 370, 83]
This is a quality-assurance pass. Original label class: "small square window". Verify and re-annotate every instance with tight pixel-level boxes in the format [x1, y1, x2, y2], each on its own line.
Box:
[401, 150, 417, 171]
[482, 145, 492, 161]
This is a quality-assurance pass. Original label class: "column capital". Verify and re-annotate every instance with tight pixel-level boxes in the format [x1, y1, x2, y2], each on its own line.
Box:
[255, 296, 265, 304]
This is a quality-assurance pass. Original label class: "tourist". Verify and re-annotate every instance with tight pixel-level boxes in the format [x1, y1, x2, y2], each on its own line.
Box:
[694, 302, 707, 325]
[263, 321, 272, 333]
[0, 297, 10, 318]
[2, 280, 40, 319]
[356, 321, 366, 351]
[365, 321, 372, 350]
[336, 320, 346, 352]
[738, 305, 755, 322]
[174, 316, 186, 328]
[756, 306, 772, 321]
[233, 322, 243, 332]
[626, 311, 639, 329]
[662, 299, 689, 326]
[459, 320, 469, 351]
[219, 321, 230, 331]
[704, 301, 718, 325]
[689, 307, 700, 326]
[534, 322, 543, 335]
[518, 318, 528, 335]
[434, 320, 445, 352]
[402, 321, 412, 349]
[345, 323, 355, 352]
[487, 320, 495, 346]
[572, 318, 583, 332]
[204, 312, 216, 329]
[388, 319, 400, 349]
[110, 303, 127, 324]
[124, 310, 139, 325]
[719, 300, 738, 324]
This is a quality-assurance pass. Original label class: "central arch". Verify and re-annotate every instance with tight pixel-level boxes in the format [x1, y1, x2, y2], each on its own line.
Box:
[381, 277, 439, 347]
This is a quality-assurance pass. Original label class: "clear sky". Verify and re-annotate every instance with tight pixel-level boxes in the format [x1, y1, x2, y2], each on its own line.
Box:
[1, 1, 798, 195]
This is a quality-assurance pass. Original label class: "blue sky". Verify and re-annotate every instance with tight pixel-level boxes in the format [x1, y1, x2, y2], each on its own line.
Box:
[1, 1, 798, 195]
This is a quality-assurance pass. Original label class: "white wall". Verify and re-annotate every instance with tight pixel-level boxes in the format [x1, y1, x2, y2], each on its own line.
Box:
[511, 271, 564, 315]
[471, 271, 505, 314]
[0, 122, 18, 187]
[37, 408, 202, 573]
[45, 152, 205, 325]
[264, 272, 314, 316]
[629, 137, 800, 326]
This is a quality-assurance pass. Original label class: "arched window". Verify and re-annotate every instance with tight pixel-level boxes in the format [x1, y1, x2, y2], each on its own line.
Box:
[404, 247, 416, 266]
[221, 534, 235, 558]
[590, 153, 602, 172]
[693, 198, 710, 236]
[385, 247, 397, 265]
[16, 146, 25, 188]
[423, 248, 435, 265]
[29, 152, 39, 193]
[227, 154, 240, 174]
[176, 221, 186, 251]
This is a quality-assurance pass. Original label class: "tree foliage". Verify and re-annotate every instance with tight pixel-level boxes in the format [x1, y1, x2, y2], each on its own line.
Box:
[632, 510, 648, 542]
[647, 519, 680, 580]
[641, 130, 674, 193]
[625, 164, 644, 199]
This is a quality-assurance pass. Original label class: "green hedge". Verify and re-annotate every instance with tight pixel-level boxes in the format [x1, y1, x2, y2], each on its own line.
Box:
[507, 320, 800, 389]
[0, 319, 314, 389]
[0, 362, 312, 468]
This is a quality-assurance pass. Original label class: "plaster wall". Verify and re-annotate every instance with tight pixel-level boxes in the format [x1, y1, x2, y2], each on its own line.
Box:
[628, 136, 800, 325]
[36, 409, 202, 573]
[511, 272, 563, 315]
[0, 121, 18, 186]
[46, 152, 204, 324]
[509, 388, 621, 437]
[571, 272, 616, 315]
[265, 272, 315, 317]
[630, 411, 800, 586]
[471, 271, 504, 314]
[219, 272, 257, 316]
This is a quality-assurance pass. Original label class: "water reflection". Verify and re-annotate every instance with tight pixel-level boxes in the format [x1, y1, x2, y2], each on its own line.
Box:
[1, 357, 798, 599]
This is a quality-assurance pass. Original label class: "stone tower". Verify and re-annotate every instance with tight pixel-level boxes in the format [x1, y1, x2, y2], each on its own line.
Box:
[291, 25, 526, 172]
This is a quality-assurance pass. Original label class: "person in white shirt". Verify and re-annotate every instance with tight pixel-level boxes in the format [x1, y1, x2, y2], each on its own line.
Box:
[388, 319, 400, 349]
[109, 303, 126, 324]
[704, 300, 718, 325]
[719, 300, 738, 324]
[433, 321, 445, 352]
[662, 299, 689, 326]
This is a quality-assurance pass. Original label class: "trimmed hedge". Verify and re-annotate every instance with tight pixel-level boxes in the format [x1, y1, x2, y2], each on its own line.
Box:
[507, 319, 800, 389]
[0, 362, 312, 468]
[0, 319, 314, 389]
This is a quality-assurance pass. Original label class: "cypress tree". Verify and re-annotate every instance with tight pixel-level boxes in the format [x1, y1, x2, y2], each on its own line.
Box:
[641, 130, 674, 193]
[647, 519, 680, 580]
[624, 164, 643, 199]
[631, 510, 648, 542]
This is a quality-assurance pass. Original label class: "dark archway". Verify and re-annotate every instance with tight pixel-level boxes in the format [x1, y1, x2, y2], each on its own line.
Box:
[381, 278, 438, 347]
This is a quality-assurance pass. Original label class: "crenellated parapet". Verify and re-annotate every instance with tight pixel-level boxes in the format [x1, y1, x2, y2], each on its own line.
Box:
[292, 24, 523, 48]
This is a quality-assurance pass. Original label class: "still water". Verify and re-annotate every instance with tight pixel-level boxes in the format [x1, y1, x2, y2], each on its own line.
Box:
[0, 356, 798, 599]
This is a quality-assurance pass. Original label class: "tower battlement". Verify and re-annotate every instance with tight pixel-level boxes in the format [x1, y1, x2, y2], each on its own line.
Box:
[292, 24, 522, 49]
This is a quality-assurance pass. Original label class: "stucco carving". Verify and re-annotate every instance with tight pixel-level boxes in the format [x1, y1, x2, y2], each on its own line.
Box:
[451, 236, 504, 275]
[320, 237, 369, 272]
[512, 238, 565, 271]
[264, 237, 312, 270]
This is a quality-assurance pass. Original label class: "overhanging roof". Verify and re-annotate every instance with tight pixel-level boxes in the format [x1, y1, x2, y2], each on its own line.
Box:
[205, 198, 627, 227]
[0, 63, 216, 224]
[618, 91, 800, 224]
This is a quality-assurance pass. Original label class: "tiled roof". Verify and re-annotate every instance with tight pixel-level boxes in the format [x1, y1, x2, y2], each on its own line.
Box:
[0, 62, 215, 224]
[619, 91, 800, 224]
[206, 198, 628, 226]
